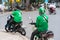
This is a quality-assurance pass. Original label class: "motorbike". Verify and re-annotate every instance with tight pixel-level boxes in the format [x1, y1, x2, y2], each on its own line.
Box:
[29, 17, 54, 40]
[49, 7, 56, 15]
[5, 15, 26, 36]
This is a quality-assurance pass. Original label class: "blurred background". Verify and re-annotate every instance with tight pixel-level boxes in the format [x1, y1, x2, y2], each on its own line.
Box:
[0, 0, 60, 40]
[0, 0, 60, 11]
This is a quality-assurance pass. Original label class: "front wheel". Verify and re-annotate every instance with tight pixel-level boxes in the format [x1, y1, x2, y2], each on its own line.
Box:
[5, 24, 13, 32]
[30, 34, 48, 40]
[5, 24, 10, 32]
[33, 35, 40, 40]
[33, 36, 48, 40]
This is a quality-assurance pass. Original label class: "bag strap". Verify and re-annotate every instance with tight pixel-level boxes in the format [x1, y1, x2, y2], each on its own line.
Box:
[43, 16, 48, 23]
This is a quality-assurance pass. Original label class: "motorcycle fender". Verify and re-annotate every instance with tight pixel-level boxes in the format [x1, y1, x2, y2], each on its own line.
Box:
[48, 38, 54, 40]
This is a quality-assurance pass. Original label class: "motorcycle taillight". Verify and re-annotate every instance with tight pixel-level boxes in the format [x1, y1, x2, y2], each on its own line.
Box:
[46, 31, 54, 38]
[47, 33, 54, 38]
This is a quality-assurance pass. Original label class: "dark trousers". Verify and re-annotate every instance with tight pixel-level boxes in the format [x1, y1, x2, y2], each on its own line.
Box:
[30, 29, 40, 40]
[8, 18, 22, 32]
[11, 21, 22, 32]
[6, 18, 13, 30]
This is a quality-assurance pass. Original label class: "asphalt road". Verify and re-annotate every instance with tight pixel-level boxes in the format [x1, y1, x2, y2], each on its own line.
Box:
[0, 8, 60, 40]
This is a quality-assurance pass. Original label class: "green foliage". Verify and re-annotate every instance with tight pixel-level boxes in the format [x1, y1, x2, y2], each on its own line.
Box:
[5, 2, 9, 6]
[30, 0, 45, 4]
[38, 0, 45, 3]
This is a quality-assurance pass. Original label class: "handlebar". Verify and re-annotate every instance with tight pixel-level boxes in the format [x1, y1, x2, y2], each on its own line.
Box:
[29, 22, 37, 27]
[29, 22, 36, 25]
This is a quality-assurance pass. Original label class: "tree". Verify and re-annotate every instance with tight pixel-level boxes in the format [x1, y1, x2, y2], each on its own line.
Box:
[25, 0, 30, 10]
[38, 0, 45, 3]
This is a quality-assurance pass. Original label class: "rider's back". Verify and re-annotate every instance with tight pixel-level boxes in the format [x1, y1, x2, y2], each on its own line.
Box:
[36, 14, 48, 32]
[12, 10, 22, 22]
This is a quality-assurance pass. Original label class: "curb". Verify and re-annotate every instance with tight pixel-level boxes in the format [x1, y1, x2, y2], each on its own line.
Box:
[0, 31, 29, 40]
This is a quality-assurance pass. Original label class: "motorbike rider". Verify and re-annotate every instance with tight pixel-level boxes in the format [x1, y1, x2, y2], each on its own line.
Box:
[8, 7, 22, 32]
[48, 3, 56, 14]
[49, 2, 56, 9]
[30, 7, 48, 40]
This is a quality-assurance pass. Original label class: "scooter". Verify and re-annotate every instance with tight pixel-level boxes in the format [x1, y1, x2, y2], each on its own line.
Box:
[49, 7, 56, 15]
[5, 15, 26, 36]
[29, 17, 54, 40]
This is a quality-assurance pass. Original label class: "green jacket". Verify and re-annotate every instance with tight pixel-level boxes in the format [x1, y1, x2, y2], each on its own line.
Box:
[12, 10, 22, 22]
[36, 14, 48, 32]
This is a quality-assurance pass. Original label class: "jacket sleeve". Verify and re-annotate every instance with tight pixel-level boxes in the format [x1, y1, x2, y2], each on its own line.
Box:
[18, 10, 22, 15]
[36, 17, 39, 27]
[12, 11, 17, 17]
[12, 12, 15, 16]
[11, 12, 15, 17]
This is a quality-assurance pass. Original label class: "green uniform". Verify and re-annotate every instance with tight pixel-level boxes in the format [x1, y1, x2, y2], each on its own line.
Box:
[36, 13, 48, 32]
[12, 10, 22, 22]
[36, 7, 48, 32]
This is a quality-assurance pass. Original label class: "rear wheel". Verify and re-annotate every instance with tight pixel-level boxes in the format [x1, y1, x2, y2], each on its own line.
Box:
[31, 34, 40, 40]
[18, 28, 26, 36]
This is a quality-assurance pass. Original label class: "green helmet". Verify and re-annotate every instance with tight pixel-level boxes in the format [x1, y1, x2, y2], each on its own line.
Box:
[39, 7, 45, 14]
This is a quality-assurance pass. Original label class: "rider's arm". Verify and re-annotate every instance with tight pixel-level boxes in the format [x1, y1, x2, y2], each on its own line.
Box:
[36, 16, 39, 27]
[20, 11, 22, 15]
[12, 12, 15, 17]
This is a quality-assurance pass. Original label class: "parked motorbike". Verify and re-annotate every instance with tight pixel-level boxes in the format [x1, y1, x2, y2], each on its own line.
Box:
[29, 17, 54, 40]
[5, 15, 26, 36]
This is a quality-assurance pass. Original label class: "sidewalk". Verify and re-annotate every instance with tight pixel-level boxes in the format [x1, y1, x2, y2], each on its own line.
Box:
[0, 30, 29, 40]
